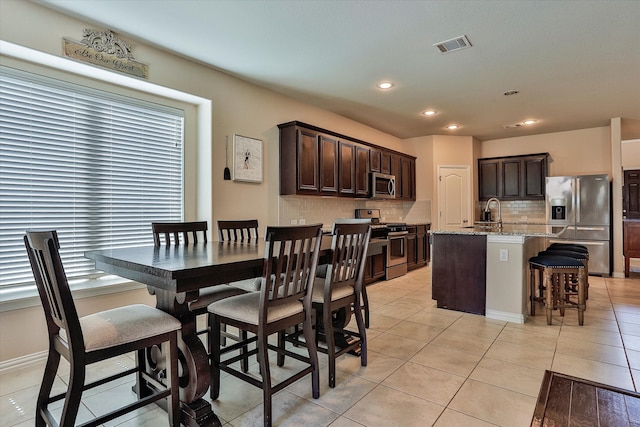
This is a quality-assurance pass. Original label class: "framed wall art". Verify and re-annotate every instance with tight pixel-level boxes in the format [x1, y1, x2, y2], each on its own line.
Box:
[233, 134, 263, 183]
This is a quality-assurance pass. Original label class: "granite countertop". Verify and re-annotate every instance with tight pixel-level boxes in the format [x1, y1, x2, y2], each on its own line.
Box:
[430, 222, 562, 237]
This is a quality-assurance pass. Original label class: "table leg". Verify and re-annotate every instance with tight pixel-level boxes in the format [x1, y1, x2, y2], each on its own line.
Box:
[148, 288, 221, 427]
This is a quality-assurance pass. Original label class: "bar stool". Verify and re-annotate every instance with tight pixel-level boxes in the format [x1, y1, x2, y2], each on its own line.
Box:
[545, 246, 590, 299]
[529, 255, 586, 325]
[548, 243, 588, 252]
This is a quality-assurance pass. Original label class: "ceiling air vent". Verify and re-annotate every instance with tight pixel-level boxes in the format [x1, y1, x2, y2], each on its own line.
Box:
[433, 35, 472, 53]
[503, 123, 523, 129]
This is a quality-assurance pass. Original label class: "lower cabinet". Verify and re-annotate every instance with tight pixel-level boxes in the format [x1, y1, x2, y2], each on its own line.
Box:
[431, 233, 486, 315]
[363, 239, 387, 284]
[407, 224, 430, 270]
[624, 219, 640, 277]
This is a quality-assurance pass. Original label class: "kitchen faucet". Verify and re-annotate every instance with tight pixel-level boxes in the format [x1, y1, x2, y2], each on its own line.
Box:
[485, 197, 503, 230]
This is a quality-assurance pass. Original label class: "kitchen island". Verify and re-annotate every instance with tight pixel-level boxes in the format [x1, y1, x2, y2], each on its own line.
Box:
[430, 223, 559, 324]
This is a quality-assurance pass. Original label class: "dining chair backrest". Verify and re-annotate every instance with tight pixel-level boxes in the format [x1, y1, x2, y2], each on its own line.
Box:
[259, 224, 323, 321]
[24, 230, 84, 353]
[327, 220, 371, 294]
[152, 221, 208, 246]
[218, 219, 259, 242]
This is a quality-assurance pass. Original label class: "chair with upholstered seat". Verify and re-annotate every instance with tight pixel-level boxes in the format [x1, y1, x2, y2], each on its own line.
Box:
[24, 230, 180, 427]
[217, 219, 262, 292]
[208, 224, 323, 427]
[293, 219, 371, 388]
[152, 221, 248, 362]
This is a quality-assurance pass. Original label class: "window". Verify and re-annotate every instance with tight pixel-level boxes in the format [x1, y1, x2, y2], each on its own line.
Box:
[0, 66, 184, 291]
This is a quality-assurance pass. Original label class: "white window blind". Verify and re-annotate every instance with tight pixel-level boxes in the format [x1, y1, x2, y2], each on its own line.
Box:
[0, 66, 184, 290]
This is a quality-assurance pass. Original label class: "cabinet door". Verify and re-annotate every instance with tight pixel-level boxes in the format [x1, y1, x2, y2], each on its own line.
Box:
[380, 152, 391, 174]
[406, 228, 417, 269]
[523, 155, 546, 199]
[417, 226, 427, 266]
[319, 135, 338, 193]
[355, 145, 370, 196]
[624, 169, 640, 219]
[297, 128, 319, 192]
[501, 158, 521, 199]
[478, 159, 500, 200]
[338, 141, 355, 195]
[370, 149, 381, 173]
[400, 157, 415, 200]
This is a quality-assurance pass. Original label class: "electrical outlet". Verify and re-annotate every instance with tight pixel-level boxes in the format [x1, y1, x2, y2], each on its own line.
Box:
[499, 249, 509, 262]
[290, 219, 298, 225]
[299, 218, 306, 225]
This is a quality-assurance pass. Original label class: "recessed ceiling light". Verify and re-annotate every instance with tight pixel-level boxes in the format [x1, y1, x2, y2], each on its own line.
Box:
[446, 124, 460, 130]
[503, 90, 519, 96]
[377, 81, 394, 90]
[422, 110, 437, 116]
[522, 119, 538, 125]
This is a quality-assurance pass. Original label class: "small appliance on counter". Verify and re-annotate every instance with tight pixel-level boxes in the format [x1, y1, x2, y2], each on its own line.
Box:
[355, 209, 408, 279]
[545, 174, 611, 275]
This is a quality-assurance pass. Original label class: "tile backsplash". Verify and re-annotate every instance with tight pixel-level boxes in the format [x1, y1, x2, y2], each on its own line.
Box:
[279, 196, 431, 228]
[476, 200, 546, 223]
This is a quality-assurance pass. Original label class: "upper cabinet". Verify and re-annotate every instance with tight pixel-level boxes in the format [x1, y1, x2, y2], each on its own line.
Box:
[478, 153, 548, 200]
[279, 121, 416, 200]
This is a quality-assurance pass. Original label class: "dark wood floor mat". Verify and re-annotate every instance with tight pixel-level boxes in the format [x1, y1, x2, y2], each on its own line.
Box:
[531, 370, 640, 426]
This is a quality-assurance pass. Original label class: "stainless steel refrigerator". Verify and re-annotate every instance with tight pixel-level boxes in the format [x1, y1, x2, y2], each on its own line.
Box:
[546, 174, 611, 276]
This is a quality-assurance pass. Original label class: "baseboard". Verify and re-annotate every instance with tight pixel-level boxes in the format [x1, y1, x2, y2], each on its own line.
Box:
[0, 350, 47, 372]
[485, 309, 525, 324]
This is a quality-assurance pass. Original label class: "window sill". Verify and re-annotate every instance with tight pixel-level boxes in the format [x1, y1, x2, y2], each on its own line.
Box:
[0, 276, 147, 313]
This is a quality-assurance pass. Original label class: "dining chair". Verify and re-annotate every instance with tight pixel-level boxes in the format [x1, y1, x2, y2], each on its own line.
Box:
[284, 219, 371, 387]
[218, 219, 259, 242]
[208, 224, 323, 427]
[217, 219, 262, 292]
[24, 230, 181, 427]
[152, 221, 248, 359]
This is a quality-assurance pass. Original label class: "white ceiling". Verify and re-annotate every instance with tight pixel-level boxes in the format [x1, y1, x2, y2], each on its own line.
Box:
[36, 0, 640, 141]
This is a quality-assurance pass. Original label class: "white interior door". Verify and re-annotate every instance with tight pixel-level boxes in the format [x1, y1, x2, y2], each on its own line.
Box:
[438, 166, 471, 230]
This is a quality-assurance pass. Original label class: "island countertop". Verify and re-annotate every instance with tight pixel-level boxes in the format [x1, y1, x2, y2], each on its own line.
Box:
[429, 222, 562, 238]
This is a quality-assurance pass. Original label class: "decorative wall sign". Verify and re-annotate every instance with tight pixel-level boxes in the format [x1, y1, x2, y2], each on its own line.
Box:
[63, 29, 149, 79]
[233, 134, 263, 183]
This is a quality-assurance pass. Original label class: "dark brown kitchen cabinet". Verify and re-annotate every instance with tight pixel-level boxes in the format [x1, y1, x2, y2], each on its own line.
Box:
[355, 145, 370, 196]
[478, 153, 548, 200]
[478, 158, 500, 199]
[400, 156, 415, 200]
[380, 152, 391, 174]
[370, 149, 381, 173]
[623, 169, 640, 219]
[407, 224, 430, 270]
[279, 125, 319, 194]
[363, 238, 387, 284]
[624, 219, 640, 277]
[338, 141, 355, 195]
[319, 135, 338, 193]
[279, 121, 416, 199]
[432, 233, 486, 315]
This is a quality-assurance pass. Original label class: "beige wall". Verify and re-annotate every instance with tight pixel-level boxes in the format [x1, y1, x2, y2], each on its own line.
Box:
[622, 140, 640, 170]
[481, 127, 612, 177]
[0, 0, 414, 362]
[0, 0, 630, 363]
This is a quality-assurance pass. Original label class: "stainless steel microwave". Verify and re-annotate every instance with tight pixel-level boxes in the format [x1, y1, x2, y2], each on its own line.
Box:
[370, 172, 396, 199]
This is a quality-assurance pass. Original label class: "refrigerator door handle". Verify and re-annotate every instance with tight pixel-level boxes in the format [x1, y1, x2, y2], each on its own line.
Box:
[575, 226, 607, 231]
[575, 177, 581, 223]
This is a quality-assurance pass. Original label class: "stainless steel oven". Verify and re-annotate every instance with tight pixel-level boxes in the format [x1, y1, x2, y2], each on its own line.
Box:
[386, 225, 408, 280]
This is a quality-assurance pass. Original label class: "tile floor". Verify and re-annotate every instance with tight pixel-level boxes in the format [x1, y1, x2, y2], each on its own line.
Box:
[2, 264, 639, 427]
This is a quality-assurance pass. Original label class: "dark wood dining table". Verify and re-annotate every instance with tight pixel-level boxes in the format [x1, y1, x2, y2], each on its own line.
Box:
[85, 237, 332, 427]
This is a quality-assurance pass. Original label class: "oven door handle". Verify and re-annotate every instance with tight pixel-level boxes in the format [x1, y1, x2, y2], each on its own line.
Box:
[387, 231, 408, 237]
